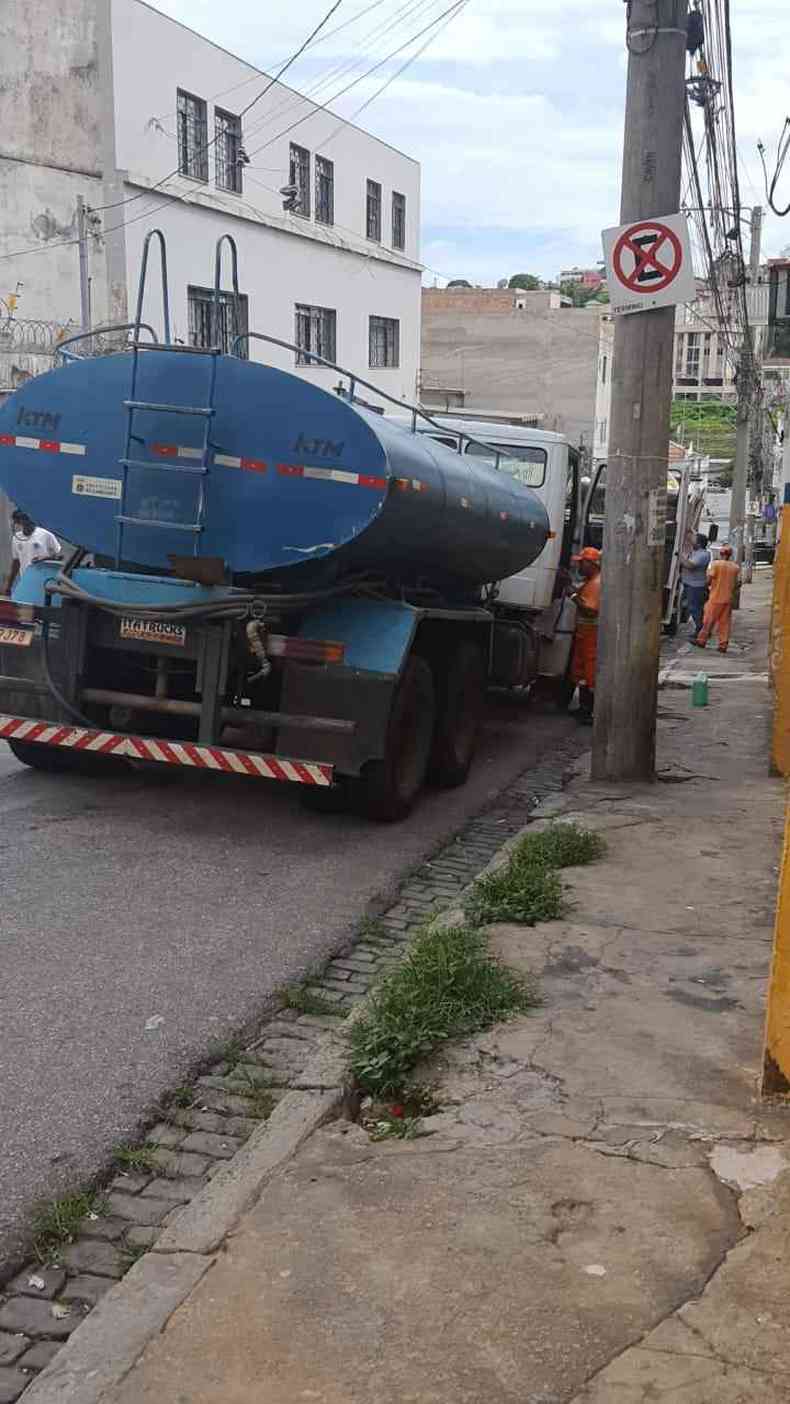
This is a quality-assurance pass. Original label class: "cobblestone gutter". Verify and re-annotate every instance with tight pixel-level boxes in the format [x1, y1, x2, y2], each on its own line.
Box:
[0, 733, 588, 1404]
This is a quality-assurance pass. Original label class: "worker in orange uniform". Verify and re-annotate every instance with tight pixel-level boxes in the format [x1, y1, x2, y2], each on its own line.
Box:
[694, 543, 740, 653]
[569, 546, 602, 724]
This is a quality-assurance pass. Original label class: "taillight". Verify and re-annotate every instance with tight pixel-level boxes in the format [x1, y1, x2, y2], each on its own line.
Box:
[265, 635, 345, 664]
[0, 600, 35, 626]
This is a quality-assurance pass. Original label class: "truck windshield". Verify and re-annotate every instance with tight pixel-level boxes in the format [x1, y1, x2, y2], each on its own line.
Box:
[464, 440, 547, 487]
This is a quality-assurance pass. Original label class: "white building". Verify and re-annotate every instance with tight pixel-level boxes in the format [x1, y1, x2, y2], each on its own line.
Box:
[0, 0, 422, 405]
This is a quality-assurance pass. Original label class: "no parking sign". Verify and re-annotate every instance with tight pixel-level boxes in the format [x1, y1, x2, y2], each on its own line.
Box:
[602, 212, 696, 316]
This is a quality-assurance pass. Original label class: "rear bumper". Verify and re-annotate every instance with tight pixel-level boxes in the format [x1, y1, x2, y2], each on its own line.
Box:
[0, 713, 333, 785]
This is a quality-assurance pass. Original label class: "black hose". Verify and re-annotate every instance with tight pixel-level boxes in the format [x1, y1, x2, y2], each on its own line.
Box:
[44, 571, 377, 620]
[39, 618, 99, 730]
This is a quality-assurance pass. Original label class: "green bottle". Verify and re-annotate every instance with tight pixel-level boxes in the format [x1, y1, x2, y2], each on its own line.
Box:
[692, 672, 709, 707]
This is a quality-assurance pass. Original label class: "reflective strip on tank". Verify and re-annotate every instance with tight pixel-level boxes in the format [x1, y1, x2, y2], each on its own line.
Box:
[214, 454, 268, 473]
[0, 713, 333, 785]
[0, 435, 86, 456]
[394, 478, 427, 493]
[152, 444, 203, 460]
[275, 463, 387, 489]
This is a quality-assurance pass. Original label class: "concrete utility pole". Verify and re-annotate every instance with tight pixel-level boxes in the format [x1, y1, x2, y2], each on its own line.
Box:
[591, 0, 688, 782]
[730, 206, 762, 571]
[76, 195, 91, 335]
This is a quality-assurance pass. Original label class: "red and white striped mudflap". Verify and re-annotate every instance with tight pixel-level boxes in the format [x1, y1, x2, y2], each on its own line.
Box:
[0, 715, 333, 786]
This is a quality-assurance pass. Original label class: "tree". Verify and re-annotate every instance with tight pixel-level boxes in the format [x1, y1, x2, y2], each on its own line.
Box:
[508, 273, 540, 290]
[560, 280, 604, 308]
[447, 279, 472, 289]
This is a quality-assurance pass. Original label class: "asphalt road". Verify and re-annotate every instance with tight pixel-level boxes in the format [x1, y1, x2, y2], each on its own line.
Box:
[0, 698, 579, 1269]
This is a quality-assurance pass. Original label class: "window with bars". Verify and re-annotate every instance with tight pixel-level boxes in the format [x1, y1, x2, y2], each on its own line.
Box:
[366, 179, 382, 241]
[392, 191, 406, 250]
[315, 155, 334, 225]
[289, 144, 311, 217]
[177, 90, 208, 181]
[187, 286, 249, 357]
[295, 304, 336, 366]
[215, 108, 242, 193]
[685, 332, 700, 378]
[702, 331, 712, 377]
[369, 315, 399, 368]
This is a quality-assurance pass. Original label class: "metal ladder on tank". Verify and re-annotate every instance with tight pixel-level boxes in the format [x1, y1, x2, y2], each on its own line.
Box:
[114, 232, 242, 569]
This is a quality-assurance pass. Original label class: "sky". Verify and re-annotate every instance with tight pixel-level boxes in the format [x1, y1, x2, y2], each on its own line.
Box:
[152, 0, 790, 285]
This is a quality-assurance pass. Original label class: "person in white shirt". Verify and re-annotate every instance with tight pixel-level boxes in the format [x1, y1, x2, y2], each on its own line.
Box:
[3, 510, 61, 595]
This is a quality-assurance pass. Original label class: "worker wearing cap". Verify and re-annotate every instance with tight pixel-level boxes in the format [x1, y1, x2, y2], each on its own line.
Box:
[3, 510, 61, 597]
[694, 543, 739, 653]
[569, 546, 602, 724]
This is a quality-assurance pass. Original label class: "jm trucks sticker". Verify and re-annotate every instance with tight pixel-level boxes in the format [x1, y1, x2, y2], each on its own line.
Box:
[72, 474, 123, 500]
[119, 619, 187, 647]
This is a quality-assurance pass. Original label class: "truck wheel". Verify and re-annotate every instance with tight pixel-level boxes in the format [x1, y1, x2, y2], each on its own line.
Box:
[7, 739, 124, 776]
[428, 639, 486, 788]
[357, 656, 435, 821]
[299, 781, 353, 814]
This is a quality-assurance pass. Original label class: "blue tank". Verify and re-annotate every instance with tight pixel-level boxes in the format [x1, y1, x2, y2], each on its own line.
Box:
[0, 349, 549, 591]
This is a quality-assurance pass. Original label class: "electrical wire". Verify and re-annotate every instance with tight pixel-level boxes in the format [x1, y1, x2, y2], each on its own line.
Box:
[314, 0, 468, 152]
[90, 0, 344, 216]
[758, 118, 790, 219]
[244, 0, 466, 163]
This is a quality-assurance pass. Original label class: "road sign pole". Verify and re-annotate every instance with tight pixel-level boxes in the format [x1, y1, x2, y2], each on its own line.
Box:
[591, 0, 689, 782]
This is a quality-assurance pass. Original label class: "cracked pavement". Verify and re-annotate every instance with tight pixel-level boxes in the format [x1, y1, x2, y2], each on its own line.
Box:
[87, 574, 790, 1404]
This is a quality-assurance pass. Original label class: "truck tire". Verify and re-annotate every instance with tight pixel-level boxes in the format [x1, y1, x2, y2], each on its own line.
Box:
[428, 639, 486, 788]
[357, 655, 435, 821]
[7, 739, 125, 776]
[299, 781, 353, 814]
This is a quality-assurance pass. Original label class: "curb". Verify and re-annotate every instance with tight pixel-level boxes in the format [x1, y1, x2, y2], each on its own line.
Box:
[13, 736, 588, 1404]
[21, 1084, 343, 1404]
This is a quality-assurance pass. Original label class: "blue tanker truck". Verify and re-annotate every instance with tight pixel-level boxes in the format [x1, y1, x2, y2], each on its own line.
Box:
[0, 235, 584, 820]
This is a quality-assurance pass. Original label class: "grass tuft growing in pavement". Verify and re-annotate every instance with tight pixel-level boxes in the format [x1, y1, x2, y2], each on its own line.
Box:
[113, 1142, 159, 1173]
[277, 982, 340, 1017]
[465, 823, 605, 927]
[512, 823, 606, 871]
[349, 923, 536, 1097]
[32, 1191, 102, 1261]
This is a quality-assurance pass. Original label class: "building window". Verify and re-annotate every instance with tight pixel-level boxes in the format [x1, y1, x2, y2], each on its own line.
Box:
[289, 144, 311, 217]
[366, 179, 382, 241]
[715, 339, 725, 377]
[674, 334, 685, 377]
[392, 191, 406, 250]
[294, 304, 336, 366]
[188, 286, 249, 357]
[315, 156, 334, 225]
[702, 331, 712, 377]
[598, 418, 607, 445]
[600, 354, 608, 385]
[369, 315, 399, 368]
[215, 108, 242, 193]
[685, 331, 700, 378]
[177, 90, 208, 181]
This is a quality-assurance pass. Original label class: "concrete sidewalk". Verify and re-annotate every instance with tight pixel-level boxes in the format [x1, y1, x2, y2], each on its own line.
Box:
[37, 574, 790, 1403]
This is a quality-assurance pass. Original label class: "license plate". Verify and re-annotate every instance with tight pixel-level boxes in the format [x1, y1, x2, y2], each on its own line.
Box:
[119, 618, 186, 647]
[0, 627, 33, 647]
